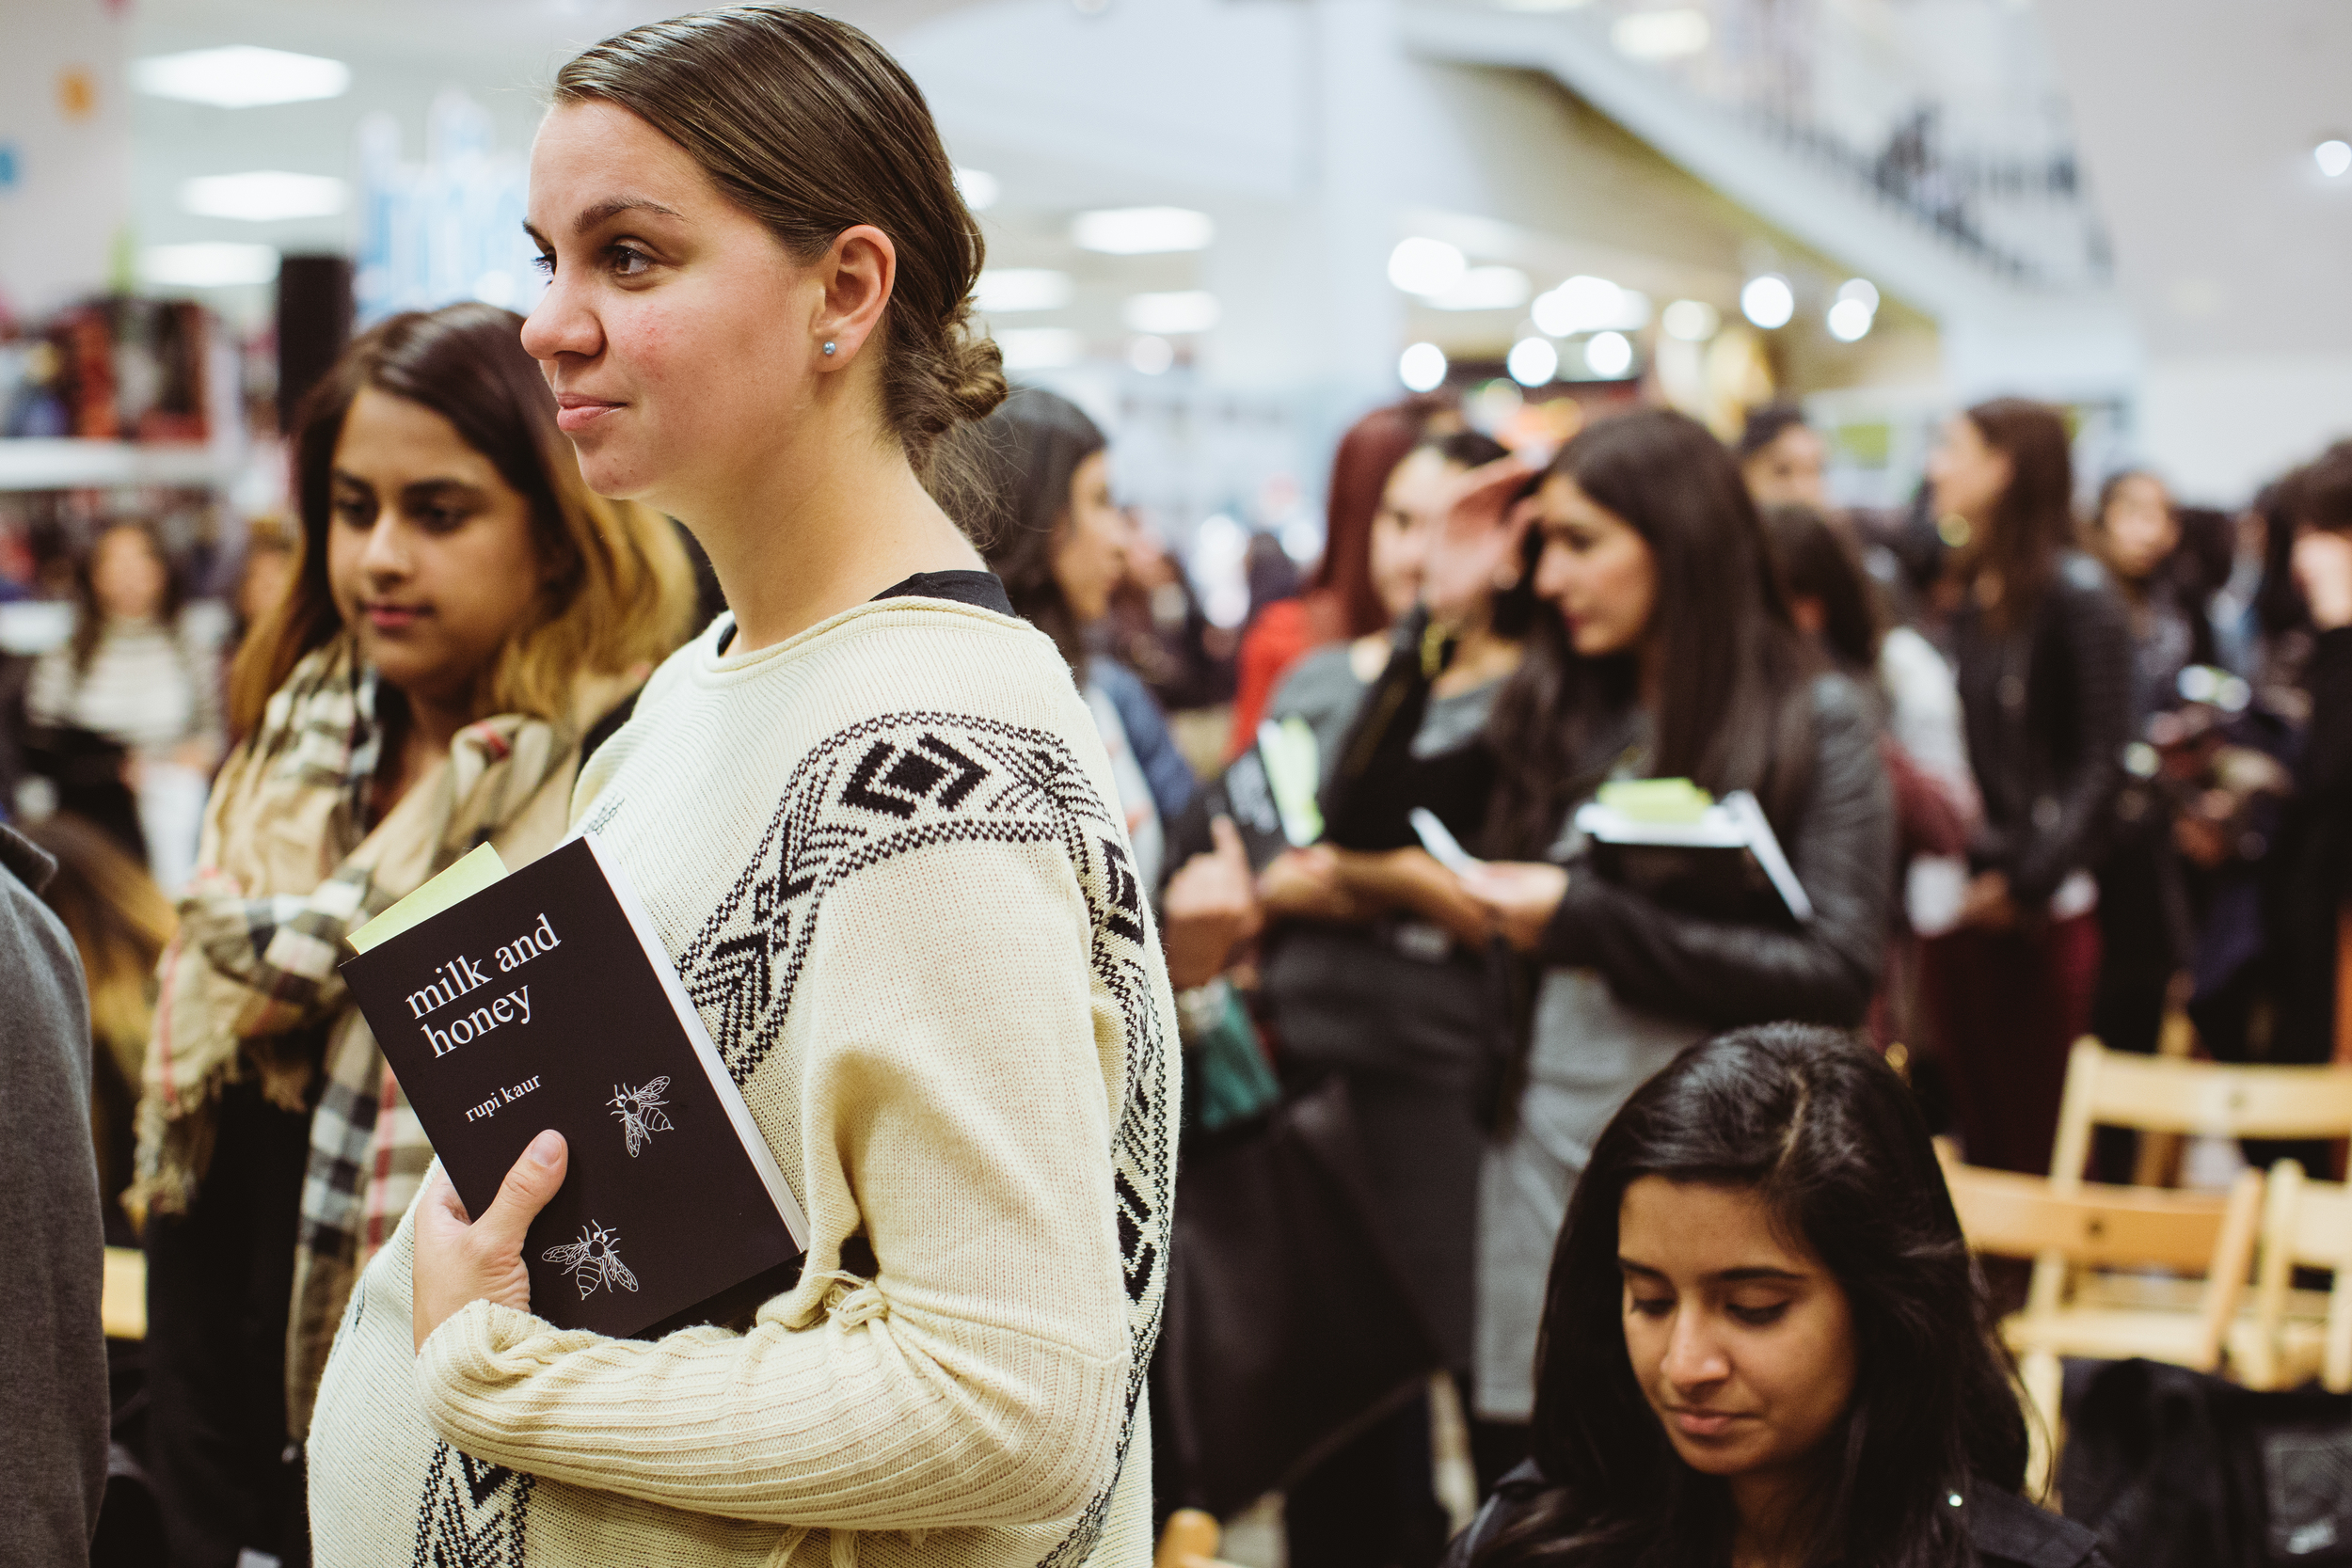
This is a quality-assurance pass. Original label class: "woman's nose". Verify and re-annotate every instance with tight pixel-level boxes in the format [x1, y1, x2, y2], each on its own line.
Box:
[521, 268, 601, 364]
[1661, 1310, 1731, 1389]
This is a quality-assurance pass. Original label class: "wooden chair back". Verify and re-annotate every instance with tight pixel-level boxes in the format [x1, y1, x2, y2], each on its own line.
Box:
[2047, 1038, 2352, 1189]
[2247, 1161, 2352, 1391]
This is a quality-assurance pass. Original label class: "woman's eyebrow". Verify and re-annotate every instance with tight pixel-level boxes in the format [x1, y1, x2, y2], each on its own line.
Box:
[1713, 1266, 1806, 1283]
[1617, 1258, 1665, 1278]
[398, 479, 485, 505]
[521, 198, 683, 248]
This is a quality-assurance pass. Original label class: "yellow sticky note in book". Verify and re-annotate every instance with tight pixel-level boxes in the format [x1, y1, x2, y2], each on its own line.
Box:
[346, 843, 508, 956]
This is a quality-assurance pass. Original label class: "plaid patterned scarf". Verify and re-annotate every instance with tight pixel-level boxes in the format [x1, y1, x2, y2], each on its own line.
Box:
[134, 633, 618, 1433]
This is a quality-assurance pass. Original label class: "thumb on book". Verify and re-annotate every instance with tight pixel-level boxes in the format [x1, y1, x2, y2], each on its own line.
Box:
[478, 1129, 569, 1249]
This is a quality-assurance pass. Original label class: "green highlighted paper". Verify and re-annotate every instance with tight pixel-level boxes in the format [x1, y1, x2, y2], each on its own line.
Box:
[1595, 777, 1714, 824]
[346, 843, 509, 956]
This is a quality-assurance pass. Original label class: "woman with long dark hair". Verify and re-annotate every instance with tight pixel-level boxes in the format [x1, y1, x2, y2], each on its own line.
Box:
[1917, 399, 2132, 1175]
[134, 301, 695, 1568]
[1448, 1024, 2108, 1568]
[1412, 408, 1894, 1462]
[305, 10, 1179, 1567]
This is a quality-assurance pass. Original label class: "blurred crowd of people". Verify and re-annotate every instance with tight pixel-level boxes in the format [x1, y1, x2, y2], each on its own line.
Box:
[8, 294, 2352, 1568]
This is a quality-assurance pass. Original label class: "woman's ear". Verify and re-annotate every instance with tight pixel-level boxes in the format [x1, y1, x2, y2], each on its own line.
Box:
[811, 224, 897, 372]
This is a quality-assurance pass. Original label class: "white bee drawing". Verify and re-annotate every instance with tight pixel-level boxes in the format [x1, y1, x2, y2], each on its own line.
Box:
[542, 1221, 639, 1299]
[608, 1076, 673, 1157]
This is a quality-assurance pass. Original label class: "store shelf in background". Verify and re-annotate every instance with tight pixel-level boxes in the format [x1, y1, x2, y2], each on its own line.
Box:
[0, 438, 236, 492]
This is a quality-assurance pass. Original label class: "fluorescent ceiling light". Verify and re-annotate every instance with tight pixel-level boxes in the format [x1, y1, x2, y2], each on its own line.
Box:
[1507, 337, 1560, 388]
[1826, 298, 1875, 341]
[2316, 140, 2352, 179]
[1612, 9, 1710, 60]
[1661, 299, 1721, 341]
[1533, 275, 1646, 335]
[1398, 341, 1448, 392]
[955, 167, 1000, 210]
[1128, 335, 1174, 375]
[1073, 207, 1213, 254]
[1740, 274, 1795, 329]
[975, 268, 1073, 312]
[1389, 237, 1468, 296]
[142, 242, 279, 288]
[1583, 330, 1634, 378]
[1836, 277, 1881, 311]
[994, 327, 1086, 370]
[132, 46, 350, 108]
[1428, 265, 1531, 311]
[1495, 0, 1592, 9]
[1122, 291, 1219, 334]
[180, 170, 345, 222]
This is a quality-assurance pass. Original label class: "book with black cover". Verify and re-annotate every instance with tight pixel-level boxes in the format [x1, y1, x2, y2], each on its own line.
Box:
[339, 833, 807, 1338]
[1573, 788, 1814, 926]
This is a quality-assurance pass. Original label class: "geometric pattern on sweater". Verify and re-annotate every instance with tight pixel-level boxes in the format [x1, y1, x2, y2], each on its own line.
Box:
[669, 711, 1173, 1568]
[413, 1441, 533, 1568]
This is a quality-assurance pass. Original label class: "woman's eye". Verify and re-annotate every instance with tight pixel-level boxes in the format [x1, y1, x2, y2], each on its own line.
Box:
[1629, 1296, 1674, 1320]
[1729, 1302, 1790, 1327]
[607, 245, 652, 278]
[413, 506, 469, 534]
[531, 252, 555, 278]
[332, 498, 373, 530]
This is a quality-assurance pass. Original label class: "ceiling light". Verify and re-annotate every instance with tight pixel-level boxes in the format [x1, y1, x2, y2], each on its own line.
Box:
[1072, 206, 1213, 254]
[1583, 330, 1634, 378]
[1532, 274, 1647, 335]
[179, 170, 345, 222]
[1123, 291, 1219, 334]
[1612, 9, 1710, 60]
[994, 328, 1086, 370]
[1128, 335, 1174, 375]
[955, 167, 1000, 210]
[1740, 274, 1794, 329]
[1661, 299, 1720, 341]
[1507, 337, 1559, 387]
[131, 46, 349, 108]
[1399, 341, 1449, 392]
[1836, 277, 1880, 312]
[1428, 265, 1531, 311]
[1496, 0, 1592, 8]
[2317, 140, 2352, 179]
[1826, 298, 1874, 341]
[141, 242, 279, 288]
[975, 268, 1072, 312]
[1388, 237, 1469, 296]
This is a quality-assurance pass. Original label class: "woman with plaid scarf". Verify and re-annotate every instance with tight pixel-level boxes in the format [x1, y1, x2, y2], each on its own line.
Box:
[131, 302, 696, 1568]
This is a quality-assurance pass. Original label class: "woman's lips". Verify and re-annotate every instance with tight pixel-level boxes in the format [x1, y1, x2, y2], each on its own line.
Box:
[554, 393, 624, 434]
[365, 603, 427, 633]
[1667, 1407, 1750, 1438]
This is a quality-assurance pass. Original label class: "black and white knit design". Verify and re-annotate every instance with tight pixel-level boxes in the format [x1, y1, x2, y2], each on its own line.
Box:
[413, 1442, 532, 1568]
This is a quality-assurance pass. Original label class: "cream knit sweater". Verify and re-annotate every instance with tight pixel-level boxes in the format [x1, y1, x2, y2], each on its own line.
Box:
[307, 594, 1179, 1568]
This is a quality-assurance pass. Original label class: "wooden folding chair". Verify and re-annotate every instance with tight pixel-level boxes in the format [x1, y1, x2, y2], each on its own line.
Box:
[2039, 1039, 2352, 1317]
[2233, 1160, 2352, 1392]
[1941, 1154, 2264, 1494]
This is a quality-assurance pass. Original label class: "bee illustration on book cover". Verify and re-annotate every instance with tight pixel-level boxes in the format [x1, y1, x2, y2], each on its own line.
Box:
[609, 1077, 673, 1156]
[544, 1221, 639, 1298]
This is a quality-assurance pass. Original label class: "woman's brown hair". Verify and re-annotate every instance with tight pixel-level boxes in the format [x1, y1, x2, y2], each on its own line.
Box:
[226, 302, 695, 737]
[550, 5, 1006, 483]
[1961, 397, 2076, 630]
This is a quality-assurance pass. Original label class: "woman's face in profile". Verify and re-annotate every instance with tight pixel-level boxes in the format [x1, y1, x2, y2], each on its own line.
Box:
[1528, 474, 1657, 660]
[326, 387, 547, 713]
[1367, 449, 1454, 624]
[521, 100, 827, 512]
[1050, 451, 1132, 626]
[1617, 1177, 1857, 1487]
[1926, 416, 2011, 532]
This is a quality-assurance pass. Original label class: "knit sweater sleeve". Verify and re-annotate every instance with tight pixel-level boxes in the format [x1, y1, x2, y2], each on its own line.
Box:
[411, 832, 1133, 1528]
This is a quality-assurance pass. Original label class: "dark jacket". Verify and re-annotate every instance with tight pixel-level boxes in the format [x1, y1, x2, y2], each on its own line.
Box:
[1536, 673, 1897, 1028]
[1952, 551, 2135, 909]
[1444, 1460, 2111, 1568]
[2270, 625, 2352, 1066]
[0, 821, 107, 1564]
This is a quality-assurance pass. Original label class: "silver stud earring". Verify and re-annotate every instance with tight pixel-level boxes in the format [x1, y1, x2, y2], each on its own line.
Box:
[822, 341, 838, 356]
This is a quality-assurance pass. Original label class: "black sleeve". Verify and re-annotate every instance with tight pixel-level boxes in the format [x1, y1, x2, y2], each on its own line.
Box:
[2009, 567, 2136, 907]
[1537, 677, 1895, 1028]
[1318, 608, 1444, 850]
[2296, 626, 2352, 806]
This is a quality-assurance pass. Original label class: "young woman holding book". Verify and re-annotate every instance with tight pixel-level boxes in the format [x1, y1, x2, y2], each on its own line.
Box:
[1446, 1023, 2109, 1568]
[134, 301, 693, 1568]
[1405, 408, 1894, 1459]
[307, 10, 1179, 1568]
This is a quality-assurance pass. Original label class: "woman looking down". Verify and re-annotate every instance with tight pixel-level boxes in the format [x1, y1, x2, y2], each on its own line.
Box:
[1448, 1024, 2108, 1568]
[305, 9, 1178, 1568]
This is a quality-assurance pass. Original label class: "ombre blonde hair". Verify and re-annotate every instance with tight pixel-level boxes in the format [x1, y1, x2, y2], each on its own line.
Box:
[228, 302, 696, 738]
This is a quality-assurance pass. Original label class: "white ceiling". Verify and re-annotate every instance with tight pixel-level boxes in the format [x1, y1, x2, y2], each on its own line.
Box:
[2039, 0, 2352, 360]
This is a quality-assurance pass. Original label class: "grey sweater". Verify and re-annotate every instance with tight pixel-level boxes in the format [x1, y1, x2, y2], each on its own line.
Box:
[0, 823, 105, 1564]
